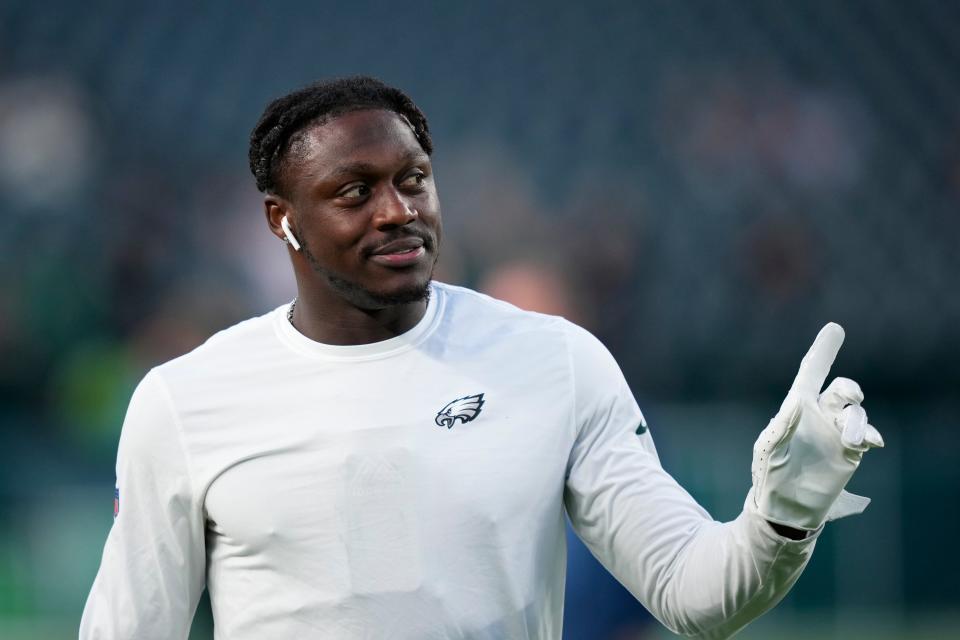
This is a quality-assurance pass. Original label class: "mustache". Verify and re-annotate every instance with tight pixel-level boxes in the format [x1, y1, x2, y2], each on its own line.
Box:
[364, 227, 436, 256]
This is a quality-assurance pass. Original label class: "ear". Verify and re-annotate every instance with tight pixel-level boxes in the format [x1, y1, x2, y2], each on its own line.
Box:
[264, 194, 292, 243]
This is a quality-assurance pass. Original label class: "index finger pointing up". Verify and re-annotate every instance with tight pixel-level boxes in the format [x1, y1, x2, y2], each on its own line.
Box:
[793, 323, 845, 396]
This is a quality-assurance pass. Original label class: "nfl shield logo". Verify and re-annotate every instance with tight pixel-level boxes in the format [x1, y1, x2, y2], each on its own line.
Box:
[114, 486, 120, 518]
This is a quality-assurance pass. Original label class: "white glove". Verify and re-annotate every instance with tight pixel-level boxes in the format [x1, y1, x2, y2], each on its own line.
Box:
[751, 323, 884, 531]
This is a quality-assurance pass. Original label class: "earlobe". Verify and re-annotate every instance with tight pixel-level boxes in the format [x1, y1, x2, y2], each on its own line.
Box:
[265, 197, 301, 251]
[280, 216, 302, 251]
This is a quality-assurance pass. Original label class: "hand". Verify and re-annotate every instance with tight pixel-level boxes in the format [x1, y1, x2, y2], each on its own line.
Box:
[751, 323, 884, 531]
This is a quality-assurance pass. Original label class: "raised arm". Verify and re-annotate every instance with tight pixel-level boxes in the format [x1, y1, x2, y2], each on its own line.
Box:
[80, 370, 206, 640]
[563, 322, 880, 639]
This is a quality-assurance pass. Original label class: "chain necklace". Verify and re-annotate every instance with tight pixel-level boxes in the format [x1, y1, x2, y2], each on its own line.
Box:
[287, 298, 297, 325]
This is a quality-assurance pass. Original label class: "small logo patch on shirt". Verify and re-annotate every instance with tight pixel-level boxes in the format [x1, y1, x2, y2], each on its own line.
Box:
[435, 393, 485, 429]
[635, 413, 648, 435]
[113, 486, 120, 518]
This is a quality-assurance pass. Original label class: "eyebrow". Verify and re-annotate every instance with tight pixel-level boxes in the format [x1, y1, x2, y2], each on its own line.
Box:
[322, 149, 429, 181]
[326, 162, 377, 179]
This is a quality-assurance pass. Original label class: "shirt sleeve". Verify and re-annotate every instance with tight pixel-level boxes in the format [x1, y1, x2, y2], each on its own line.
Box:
[562, 323, 819, 640]
[80, 370, 205, 640]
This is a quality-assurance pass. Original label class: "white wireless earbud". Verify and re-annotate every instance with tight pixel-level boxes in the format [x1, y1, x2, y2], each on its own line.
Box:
[280, 216, 301, 251]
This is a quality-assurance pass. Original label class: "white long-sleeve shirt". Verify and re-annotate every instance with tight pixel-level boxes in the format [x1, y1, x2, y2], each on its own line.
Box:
[81, 281, 818, 639]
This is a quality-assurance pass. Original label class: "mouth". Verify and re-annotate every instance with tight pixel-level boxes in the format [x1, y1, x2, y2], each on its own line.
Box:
[368, 237, 428, 267]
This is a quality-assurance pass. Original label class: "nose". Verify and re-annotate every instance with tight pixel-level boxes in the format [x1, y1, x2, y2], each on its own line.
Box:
[373, 188, 418, 230]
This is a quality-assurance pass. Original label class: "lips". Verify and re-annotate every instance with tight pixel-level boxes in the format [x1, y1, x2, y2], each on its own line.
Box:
[368, 237, 428, 267]
[370, 237, 425, 256]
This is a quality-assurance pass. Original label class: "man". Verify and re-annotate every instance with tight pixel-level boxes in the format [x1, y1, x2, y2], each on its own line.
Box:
[81, 76, 883, 639]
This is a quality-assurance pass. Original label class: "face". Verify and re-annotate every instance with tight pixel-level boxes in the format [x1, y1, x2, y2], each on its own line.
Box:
[266, 109, 442, 310]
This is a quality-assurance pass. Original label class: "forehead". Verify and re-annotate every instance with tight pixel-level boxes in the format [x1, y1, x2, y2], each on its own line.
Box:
[296, 109, 424, 172]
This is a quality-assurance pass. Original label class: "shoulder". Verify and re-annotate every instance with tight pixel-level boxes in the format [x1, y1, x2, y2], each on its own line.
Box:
[149, 305, 284, 390]
[431, 281, 615, 371]
[433, 281, 570, 338]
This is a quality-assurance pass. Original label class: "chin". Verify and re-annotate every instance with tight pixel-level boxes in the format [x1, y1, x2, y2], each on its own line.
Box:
[302, 241, 435, 310]
[328, 273, 432, 310]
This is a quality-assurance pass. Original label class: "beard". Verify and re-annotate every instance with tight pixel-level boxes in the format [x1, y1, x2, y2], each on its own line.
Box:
[300, 240, 435, 310]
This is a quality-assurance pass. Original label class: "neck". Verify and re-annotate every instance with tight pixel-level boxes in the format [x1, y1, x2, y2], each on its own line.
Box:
[289, 289, 429, 346]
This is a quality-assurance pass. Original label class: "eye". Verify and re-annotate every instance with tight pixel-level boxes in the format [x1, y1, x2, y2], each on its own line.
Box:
[399, 171, 427, 190]
[338, 183, 370, 200]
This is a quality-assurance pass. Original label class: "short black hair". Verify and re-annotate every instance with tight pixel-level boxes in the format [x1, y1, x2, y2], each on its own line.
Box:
[248, 76, 433, 195]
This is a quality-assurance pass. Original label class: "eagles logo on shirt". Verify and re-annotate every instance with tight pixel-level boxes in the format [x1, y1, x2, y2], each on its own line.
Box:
[435, 393, 485, 429]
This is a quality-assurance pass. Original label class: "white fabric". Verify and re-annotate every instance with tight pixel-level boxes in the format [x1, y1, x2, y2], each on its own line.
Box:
[81, 282, 818, 640]
[751, 323, 883, 531]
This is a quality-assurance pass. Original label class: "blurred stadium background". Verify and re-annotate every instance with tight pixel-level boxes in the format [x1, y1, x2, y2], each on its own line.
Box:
[0, 0, 957, 638]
